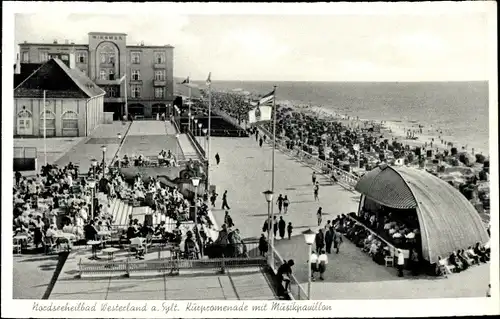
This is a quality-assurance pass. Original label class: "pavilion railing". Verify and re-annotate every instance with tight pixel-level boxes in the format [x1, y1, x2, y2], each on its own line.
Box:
[270, 245, 309, 300]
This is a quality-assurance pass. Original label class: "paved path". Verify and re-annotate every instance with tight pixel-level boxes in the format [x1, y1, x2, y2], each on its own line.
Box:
[55, 122, 130, 172]
[14, 137, 84, 176]
[209, 136, 490, 299]
[127, 120, 166, 136]
[165, 121, 177, 135]
[177, 134, 198, 159]
[12, 254, 60, 299]
[50, 250, 276, 300]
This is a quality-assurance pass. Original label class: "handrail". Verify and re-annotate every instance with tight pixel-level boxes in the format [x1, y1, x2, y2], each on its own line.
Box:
[271, 246, 308, 300]
[186, 129, 206, 160]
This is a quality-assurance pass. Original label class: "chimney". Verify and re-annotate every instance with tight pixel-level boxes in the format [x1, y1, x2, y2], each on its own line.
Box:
[53, 39, 58, 44]
[15, 53, 21, 75]
[69, 52, 76, 69]
[65, 39, 69, 44]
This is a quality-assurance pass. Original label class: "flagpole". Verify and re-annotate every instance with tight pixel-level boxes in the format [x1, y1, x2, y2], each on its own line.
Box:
[207, 80, 212, 191]
[43, 90, 47, 166]
[124, 74, 128, 117]
[188, 86, 192, 132]
[270, 85, 277, 267]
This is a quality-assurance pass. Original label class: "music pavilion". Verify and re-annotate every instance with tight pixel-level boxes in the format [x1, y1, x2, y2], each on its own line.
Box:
[354, 164, 489, 264]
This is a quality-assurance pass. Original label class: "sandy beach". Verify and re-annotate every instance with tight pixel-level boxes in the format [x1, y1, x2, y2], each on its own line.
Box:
[298, 105, 489, 158]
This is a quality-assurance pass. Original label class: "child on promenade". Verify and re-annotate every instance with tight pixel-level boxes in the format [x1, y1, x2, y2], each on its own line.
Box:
[283, 195, 290, 214]
[313, 182, 320, 201]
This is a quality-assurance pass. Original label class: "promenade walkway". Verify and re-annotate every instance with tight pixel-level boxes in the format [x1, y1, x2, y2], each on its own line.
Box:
[55, 122, 131, 172]
[177, 134, 198, 160]
[209, 136, 489, 299]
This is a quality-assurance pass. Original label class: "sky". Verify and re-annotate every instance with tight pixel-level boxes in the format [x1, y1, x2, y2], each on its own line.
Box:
[12, 4, 494, 82]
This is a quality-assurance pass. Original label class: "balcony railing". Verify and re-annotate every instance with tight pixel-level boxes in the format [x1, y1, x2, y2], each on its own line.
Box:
[95, 79, 122, 85]
[104, 97, 124, 103]
[154, 80, 166, 86]
[154, 63, 166, 69]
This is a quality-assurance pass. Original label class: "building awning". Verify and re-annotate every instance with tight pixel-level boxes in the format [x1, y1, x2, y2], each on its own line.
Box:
[355, 165, 489, 262]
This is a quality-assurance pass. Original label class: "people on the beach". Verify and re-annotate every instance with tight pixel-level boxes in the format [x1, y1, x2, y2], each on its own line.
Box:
[276, 194, 284, 214]
[287, 222, 293, 239]
[317, 207, 323, 226]
[215, 153, 220, 166]
[314, 182, 320, 201]
[278, 216, 286, 239]
[312, 171, 317, 185]
[283, 195, 290, 214]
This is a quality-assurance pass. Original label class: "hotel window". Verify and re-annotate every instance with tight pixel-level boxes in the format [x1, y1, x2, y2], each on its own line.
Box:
[100, 70, 107, 80]
[131, 52, 141, 64]
[154, 87, 164, 99]
[107, 86, 117, 97]
[132, 85, 141, 98]
[154, 70, 165, 81]
[22, 51, 29, 62]
[155, 52, 165, 64]
[109, 69, 115, 80]
[132, 70, 141, 81]
[39, 51, 49, 62]
[77, 52, 86, 63]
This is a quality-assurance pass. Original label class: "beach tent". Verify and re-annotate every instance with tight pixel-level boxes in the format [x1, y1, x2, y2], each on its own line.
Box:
[354, 164, 489, 263]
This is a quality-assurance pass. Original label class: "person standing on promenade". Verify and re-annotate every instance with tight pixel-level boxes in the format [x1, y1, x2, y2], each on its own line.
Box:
[313, 182, 320, 201]
[210, 191, 218, 207]
[273, 216, 279, 238]
[318, 250, 328, 280]
[312, 171, 317, 185]
[224, 211, 234, 228]
[277, 260, 294, 298]
[316, 207, 323, 226]
[325, 226, 334, 254]
[278, 216, 286, 239]
[221, 190, 230, 210]
[258, 233, 268, 256]
[287, 222, 293, 239]
[397, 249, 405, 277]
[262, 217, 270, 233]
[315, 229, 325, 253]
[276, 194, 284, 214]
[283, 195, 290, 214]
[215, 153, 220, 166]
[308, 251, 319, 281]
[333, 229, 343, 254]
[259, 137, 264, 147]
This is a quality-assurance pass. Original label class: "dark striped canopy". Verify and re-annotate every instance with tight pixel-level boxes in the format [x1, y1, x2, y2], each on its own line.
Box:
[355, 165, 489, 262]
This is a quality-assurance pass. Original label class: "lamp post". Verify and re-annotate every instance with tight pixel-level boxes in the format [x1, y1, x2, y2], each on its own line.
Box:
[117, 133, 122, 168]
[191, 115, 195, 133]
[101, 145, 107, 175]
[191, 177, 202, 257]
[202, 128, 208, 151]
[303, 228, 315, 300]
[263, 190, 274, 267]
[187, 112, 192, 132]
[198, 123, 202, 142]
[194, 118, 198, 135]
[87, 179, 97, 220]
[91, 158, 98, 177]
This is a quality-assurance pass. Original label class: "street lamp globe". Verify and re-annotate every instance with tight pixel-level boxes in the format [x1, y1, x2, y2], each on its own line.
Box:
[262, 190, 274, 203]
[188, 112, 191, 117]
[191, 115, 195, 120]
[191, 177, 201, 187]
[175, 133, 180, 139]
[202, 128, 208, 135]
[194, 119, 198, 124]
[303, 229, 316, 245]
[117, 133, 122, 140]
[198, 123, 202, 129]
[101, 145, 107, 153]
[91, 159, 98, 167]
[87, 179, 96, 189]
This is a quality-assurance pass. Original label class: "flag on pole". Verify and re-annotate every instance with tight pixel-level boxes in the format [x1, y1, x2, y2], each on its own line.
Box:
[206, 72, 212, 86]
[181, 76, 190, 84]
[257, 89, 275, 106]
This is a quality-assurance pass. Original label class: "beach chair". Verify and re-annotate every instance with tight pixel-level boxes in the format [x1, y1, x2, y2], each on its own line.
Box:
[44, 237, 57, 255]
[384, 249, 395, 267]
[13, 238, 22, 255]
[128, 237, 145, 258]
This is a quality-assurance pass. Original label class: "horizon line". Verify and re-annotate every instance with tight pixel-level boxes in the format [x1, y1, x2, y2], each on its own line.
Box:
[174, 78, 489, 83]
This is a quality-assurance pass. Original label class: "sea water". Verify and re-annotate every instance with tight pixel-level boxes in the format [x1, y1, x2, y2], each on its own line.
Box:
[180, 80, 490, 155]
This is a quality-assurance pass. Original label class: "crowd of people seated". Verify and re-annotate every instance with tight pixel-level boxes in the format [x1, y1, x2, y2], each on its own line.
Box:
[13, 161, 116, 254]
[116, 149, 178, 168]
